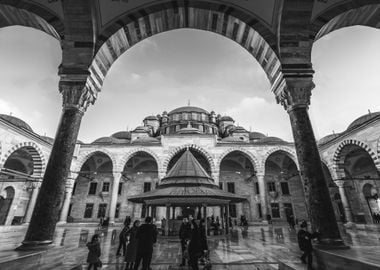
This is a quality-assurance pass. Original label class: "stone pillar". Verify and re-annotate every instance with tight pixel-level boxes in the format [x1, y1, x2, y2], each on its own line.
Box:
[225, 204, 230, 234]
[337, 182, 354, 224]
[165, 204, 170, 236]
[109, 172, 122, 224]
[58, 175, 76, 224]
[275, 75, 343, 246]
[24, 181, 41, 224]
[19, 78, 94, 248]
[257, 173, 268, 221]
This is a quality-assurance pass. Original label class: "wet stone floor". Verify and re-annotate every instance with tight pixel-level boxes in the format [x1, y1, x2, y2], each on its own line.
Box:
[1, 224, 380, 270]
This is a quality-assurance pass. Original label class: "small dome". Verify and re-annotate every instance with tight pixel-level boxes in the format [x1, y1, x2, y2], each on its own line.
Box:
[220, 116, 234, 122]
[177, 127, 201, 135]
[169, 106, 209, 115]
[347, 112, 380, 130]
[133, 126, 150, 133]
[111, 131, 131, 140]
[318, 133, 340, 145]
[0, 114, 33, 132]
[40, 136, 54, 144]
[144, 115, 158, 121]
[249, 132, 266, 140]
[257, 136, 286, 144]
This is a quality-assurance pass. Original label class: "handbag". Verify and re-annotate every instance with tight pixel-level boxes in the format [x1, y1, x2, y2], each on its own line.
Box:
[95, 259, 103, 268]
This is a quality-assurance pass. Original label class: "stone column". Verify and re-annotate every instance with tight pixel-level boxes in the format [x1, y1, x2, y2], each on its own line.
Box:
[109, 172, 122, 225]
[225, 204, 230, 234]
[24, 181, 41, 224]
[275, 76, 343, 246]
[257, 173, 268, 221]
[337, 181, 354, 224]
[58, 175, 76, 224]
[165, 204, 170, 236]
[19, 77, 94, 248]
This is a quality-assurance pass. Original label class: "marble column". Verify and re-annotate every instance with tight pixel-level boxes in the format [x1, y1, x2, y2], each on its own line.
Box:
[257, 173, 268, 221]
[337, 181, 354, 223]
[109, 172, 122, 224]
[58, 176, 76, 224]
[275, 76, 343, 246]
[20, 78, 94, 248]
[24, 181, 41, 224]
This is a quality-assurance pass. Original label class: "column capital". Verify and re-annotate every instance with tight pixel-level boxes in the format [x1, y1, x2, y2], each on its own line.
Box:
[113, 172, 123, 181]
[272, 67, 315, 112]
[59, 80, 95, 113]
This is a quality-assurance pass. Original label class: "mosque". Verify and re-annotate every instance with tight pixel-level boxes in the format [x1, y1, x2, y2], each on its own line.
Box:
[1, 106, 379, 228]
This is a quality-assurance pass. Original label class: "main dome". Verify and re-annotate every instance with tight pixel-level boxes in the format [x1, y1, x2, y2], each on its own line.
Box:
[168, 106, 209, 115]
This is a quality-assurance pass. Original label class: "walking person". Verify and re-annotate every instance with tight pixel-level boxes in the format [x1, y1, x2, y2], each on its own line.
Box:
[133, 216, 158, 270]
[87, 234, 102, 270]
[179, 217, 191, 266]
[188, 219, 202, 270]
[125, 220, 140, 270]
[297, 220, 319, 270]
[117, 223, 130, 256]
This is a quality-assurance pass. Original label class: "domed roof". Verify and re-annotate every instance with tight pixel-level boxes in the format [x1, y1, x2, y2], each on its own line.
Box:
[0, 114, 33, 132]
[111, 131, 131, 140]
[347, 112, 380, 130]
[144, 115, 159, 121]
[249, 132, 266, 140]
[257, 136, 286, 144]
[169, 106, 209, 115]
[318, 133, 341, 145]
[220, 116, 234, 122]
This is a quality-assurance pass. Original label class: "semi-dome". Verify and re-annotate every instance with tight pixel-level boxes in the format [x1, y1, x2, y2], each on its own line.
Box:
[168, 106, 209, 115]
[0, 114, 33, 132]
[318, 133, 341, 145]
[249, 132, 266, 140]
[347, 112, 380, 130]
[111, 131, 131, 140]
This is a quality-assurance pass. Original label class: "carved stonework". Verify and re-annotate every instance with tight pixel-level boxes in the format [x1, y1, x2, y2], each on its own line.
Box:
[59, 81, 95, 113]
[275, 78, 315, 112]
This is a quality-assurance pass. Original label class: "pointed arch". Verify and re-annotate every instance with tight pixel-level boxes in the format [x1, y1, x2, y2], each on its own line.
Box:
[216, 147, 259, 172]
[74, 149, 117, 173]
[119, 148, 162, 173]
[333, 139, 379, 179]
[0, 142, 46, 177]
[89, 5, 281, 96]
[261, 146, 298, 171]
[163, 144, 215, 174]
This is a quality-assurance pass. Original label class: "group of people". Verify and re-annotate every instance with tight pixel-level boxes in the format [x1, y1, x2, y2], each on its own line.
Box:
[87, 216, 157, 270]
[179, 216, 209, 270]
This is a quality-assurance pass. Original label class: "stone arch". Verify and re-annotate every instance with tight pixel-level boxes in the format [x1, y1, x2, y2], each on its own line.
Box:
[74, 149, 117, 173]
[119, 148, 162, 173]
[333, 139, 380, 179]
[0, 142, 46, 177]
[89, 5, 281, 95]
[261, 147, 298, 171]
[312, 2, 380, 41]
[216, 147, 259, 173]
[163, 144, 215, 174]
[0, 2, 63, 39]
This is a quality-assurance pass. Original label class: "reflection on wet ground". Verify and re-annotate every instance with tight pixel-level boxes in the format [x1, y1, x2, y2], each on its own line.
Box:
[0, 224, 379, 269]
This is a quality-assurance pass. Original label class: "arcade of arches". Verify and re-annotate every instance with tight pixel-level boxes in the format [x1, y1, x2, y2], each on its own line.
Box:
[0, 1, 379, 266]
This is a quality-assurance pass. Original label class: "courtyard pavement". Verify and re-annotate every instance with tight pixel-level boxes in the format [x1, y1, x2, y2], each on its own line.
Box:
[1, 223, 380, 270]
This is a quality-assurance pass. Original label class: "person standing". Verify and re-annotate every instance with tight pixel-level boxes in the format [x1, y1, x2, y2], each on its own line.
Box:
[179, 217, 191, 266]
[133, 216, 158, 270]
[297, 220, 319, 270]
[188, 219, 202, 270]
[161, 217, 166, 236]
[125, 220, 141, 270]
[87, 234, 102, 270]
[117, 223, 130, 256]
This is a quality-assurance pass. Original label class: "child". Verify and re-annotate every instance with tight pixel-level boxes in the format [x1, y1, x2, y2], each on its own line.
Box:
[297, 220, 319, 270]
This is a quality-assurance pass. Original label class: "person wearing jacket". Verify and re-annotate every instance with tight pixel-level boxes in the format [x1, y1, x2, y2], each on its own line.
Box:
[297, 220, 319, 270]
[133, 216, 157, 270]
[188, 220, 202, 270]
[87, 234, 101, 270]
[178, 217, 191, 266]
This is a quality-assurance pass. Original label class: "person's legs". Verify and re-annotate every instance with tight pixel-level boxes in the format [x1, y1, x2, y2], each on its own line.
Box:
[300, 251, 307, 264]
[141, 250, 151, 270]
[180, 240, 186, 266]
[134, 252, 143, 270]
[116, 241, 122, 255]
[189, 255, 199, 270]
[88, 263, 93, 270]
[307, 251, 313, 270]
[122, 242, 127, 255]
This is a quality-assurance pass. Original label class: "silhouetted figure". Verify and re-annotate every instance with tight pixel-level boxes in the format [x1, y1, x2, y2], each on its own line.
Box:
[125, 220, 140, 270]
[134, 217, 157, 270]
[179, 217, 191, 266]
[117, 224, 130, 256]
[124, 215, 132, 226]
[188, 220, 202, 270]
[161, 217, 166, 236]
[297, 220, 319, 270]
[87, 234, 101, 270]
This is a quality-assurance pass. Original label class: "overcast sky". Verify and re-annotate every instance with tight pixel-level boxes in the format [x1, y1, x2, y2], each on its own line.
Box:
[0, 25, 379, 143]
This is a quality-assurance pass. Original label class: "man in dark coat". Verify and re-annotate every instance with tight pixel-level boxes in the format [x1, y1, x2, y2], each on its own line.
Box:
[134, 216, 157, 270]
[297, 220, 319, 270]
[179, 217, 191, 266]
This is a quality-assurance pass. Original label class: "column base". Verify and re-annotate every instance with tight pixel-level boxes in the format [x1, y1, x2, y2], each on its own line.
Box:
[315, 238, 350, 250]
[343, 221, 355, 229]
[16, 240, 53, 251]
[56, 221, 67, 226]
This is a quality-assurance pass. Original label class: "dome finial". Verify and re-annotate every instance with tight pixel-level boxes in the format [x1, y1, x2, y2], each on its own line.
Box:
[187, 99, 190, 106]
